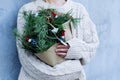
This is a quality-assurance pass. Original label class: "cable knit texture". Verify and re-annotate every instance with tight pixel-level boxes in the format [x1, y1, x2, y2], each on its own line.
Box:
[17, 0, 99, 80]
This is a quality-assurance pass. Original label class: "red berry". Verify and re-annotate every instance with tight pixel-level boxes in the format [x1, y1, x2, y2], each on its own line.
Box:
[26, 37, 30, 42]
[52, 12, 57, 17]
[61, 30, 65, 36]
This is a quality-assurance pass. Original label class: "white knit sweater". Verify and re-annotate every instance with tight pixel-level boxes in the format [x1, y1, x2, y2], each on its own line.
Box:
[17, 0, 99, 80]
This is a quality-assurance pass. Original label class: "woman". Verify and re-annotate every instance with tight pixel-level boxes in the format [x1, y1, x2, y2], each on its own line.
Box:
[17, 0, 99, 80]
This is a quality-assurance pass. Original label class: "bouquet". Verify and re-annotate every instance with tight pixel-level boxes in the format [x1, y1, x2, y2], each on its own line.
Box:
[14, 8, 80, 66]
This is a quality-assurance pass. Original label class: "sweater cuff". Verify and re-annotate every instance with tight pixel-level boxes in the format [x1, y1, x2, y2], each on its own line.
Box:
[65, 38, 83, 59]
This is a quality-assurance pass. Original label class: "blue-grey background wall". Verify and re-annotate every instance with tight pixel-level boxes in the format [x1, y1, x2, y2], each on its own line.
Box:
[0, 0, 120, 80]
[0, 0, 31, 80]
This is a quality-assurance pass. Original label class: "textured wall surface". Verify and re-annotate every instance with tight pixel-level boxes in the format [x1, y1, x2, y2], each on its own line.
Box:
[0, 0, 120, 80]
[0, 0, 31, 80]
[75, 0, 120, 80]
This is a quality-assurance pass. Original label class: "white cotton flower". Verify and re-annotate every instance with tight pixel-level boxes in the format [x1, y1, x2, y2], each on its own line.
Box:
[35, 12, 39, 17]
[51, 28, 58, 33]
[28, 39, 32, 42]
[55, 15, 58, 18]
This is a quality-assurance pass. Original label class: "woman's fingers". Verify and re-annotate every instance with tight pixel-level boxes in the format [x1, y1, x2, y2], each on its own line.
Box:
[57, 44, 70, 49]
[56, 48, 68, 53]
[56, 52, 67, 58]
[55, 43, 70, 58]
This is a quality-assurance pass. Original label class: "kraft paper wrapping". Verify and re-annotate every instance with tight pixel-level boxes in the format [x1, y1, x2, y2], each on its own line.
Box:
[35, 20, 73, 66]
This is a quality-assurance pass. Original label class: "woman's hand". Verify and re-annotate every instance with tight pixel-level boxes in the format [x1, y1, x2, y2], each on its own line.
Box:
[55, 43, 70, 58]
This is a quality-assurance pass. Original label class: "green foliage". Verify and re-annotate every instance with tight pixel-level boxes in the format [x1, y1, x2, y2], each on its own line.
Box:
[14, 8, 80, 53]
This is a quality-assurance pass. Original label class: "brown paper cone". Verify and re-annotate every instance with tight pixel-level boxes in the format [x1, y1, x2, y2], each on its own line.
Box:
[62, 20, 73, 41]
[35, 44, 64, 66]
[35, 20, 73, 66]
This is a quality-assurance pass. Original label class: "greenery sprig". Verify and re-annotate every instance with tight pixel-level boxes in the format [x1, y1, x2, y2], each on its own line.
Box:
[14, 8, 80, 53]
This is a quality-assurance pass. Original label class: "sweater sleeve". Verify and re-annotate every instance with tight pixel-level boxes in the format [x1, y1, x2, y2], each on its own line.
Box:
[16, 6, 26, 63]
[17, 6, 26, 34]
[16, 6, 32, 69]
[65, 5, 99, 65]
[16, 6, 42, 78]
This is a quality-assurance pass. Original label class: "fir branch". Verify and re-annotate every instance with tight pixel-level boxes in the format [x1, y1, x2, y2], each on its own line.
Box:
[14, 8, 80, 53]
